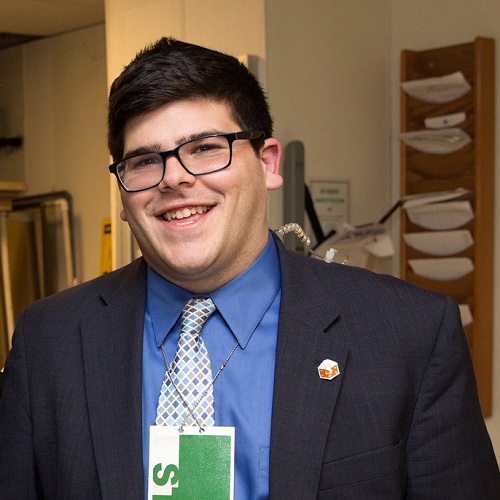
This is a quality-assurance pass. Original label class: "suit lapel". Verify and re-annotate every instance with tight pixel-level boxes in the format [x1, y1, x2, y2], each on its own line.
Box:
[270, 242, 349, 499]
[81, 259, 146, 498]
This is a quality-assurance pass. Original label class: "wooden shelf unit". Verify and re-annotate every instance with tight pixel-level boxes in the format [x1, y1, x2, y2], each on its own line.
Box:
[400, 37, 495, 417]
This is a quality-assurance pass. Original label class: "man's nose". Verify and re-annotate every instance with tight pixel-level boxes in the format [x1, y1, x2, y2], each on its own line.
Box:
[157, 155, 196, 190]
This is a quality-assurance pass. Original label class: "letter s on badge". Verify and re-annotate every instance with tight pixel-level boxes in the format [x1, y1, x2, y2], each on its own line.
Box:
[153, 463, 179, 487]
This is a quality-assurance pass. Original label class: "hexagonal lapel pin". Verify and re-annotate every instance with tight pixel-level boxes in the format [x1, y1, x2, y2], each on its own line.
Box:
[318, 359, 340, 380]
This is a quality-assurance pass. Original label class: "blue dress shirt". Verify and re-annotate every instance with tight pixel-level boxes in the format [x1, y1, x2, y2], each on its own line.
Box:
[142, 233, 281, 499]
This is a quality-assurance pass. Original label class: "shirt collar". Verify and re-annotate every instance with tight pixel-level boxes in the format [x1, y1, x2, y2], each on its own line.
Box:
[146, 232, 281, 349]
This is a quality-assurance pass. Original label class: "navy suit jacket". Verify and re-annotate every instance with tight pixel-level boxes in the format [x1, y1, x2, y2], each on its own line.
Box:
[0, 237, 498, 498]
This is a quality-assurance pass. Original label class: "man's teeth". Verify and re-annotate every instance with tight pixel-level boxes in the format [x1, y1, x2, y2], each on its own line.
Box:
[164, 206, 210, 221]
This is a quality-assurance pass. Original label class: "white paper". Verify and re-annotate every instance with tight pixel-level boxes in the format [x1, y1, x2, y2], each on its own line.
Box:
[405, 200, 474, 230]
[459, 304, 474, 327]
[424, 112, 466, 129]
[401, 71, 471, 103]
[402, 188, 472, 210]
[400, 128, 471, 154]
[408, 257, 474, 281]
[403, 230, 474, 256]
[364, 233, 394, 258]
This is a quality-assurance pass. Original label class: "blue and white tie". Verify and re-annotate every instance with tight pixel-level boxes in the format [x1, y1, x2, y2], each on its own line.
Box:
[156, 298, 216, 427]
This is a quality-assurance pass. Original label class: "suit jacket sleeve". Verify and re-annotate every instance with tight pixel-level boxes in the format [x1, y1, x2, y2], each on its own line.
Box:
[405, 296, 499, 498]
[0, 308, 43, 498]
[0, 303, 104, 499]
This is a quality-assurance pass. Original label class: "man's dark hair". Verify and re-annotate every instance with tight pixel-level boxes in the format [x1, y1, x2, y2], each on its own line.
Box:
[108, 37, 273, 161]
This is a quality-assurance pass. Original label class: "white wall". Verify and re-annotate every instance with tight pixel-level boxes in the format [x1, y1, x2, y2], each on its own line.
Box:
[266, 1, 393, 234]
[105, 0, 265, 91]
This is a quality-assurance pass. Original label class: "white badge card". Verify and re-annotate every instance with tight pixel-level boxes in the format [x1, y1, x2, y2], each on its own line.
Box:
[148, 426, 234, 500]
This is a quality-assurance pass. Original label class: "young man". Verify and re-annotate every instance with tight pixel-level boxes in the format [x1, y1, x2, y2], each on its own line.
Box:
[0, 38, 498, 499]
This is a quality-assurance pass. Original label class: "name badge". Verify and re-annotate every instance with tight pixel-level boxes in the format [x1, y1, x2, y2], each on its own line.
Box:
[148, 426, 234, 499]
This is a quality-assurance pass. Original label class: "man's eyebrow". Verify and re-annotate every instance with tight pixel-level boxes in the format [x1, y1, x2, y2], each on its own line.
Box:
[123, 144, 163, 158]
[123, 130, 224, 158]
[178, 130, 223, 145]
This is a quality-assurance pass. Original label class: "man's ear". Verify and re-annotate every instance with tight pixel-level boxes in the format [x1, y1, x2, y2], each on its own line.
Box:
[261, 138, 283, 190]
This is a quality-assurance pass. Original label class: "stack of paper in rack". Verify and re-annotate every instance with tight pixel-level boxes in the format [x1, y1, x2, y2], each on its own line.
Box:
[400, 128, 471, 154]
[401, 71, 471, 104]
[403, 188, 473, 231]
[400, 72, 472, 155]
[402, 187, 474, 328]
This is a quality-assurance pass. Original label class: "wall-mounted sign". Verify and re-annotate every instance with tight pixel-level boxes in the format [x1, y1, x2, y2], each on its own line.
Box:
[309, 179, 350, 235]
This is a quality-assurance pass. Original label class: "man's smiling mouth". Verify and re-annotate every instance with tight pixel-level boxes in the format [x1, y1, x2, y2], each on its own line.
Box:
[162, 205, 212, 221]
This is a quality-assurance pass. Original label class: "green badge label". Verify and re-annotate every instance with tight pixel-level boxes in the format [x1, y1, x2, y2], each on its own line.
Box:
[149, 426, 234, 499]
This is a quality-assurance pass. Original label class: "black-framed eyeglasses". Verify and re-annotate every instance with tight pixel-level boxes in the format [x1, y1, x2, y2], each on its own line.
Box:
[109, 130, 264, 192]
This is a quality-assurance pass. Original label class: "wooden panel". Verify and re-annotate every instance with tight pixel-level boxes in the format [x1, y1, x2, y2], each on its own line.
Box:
[400, 38, 494, 417]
